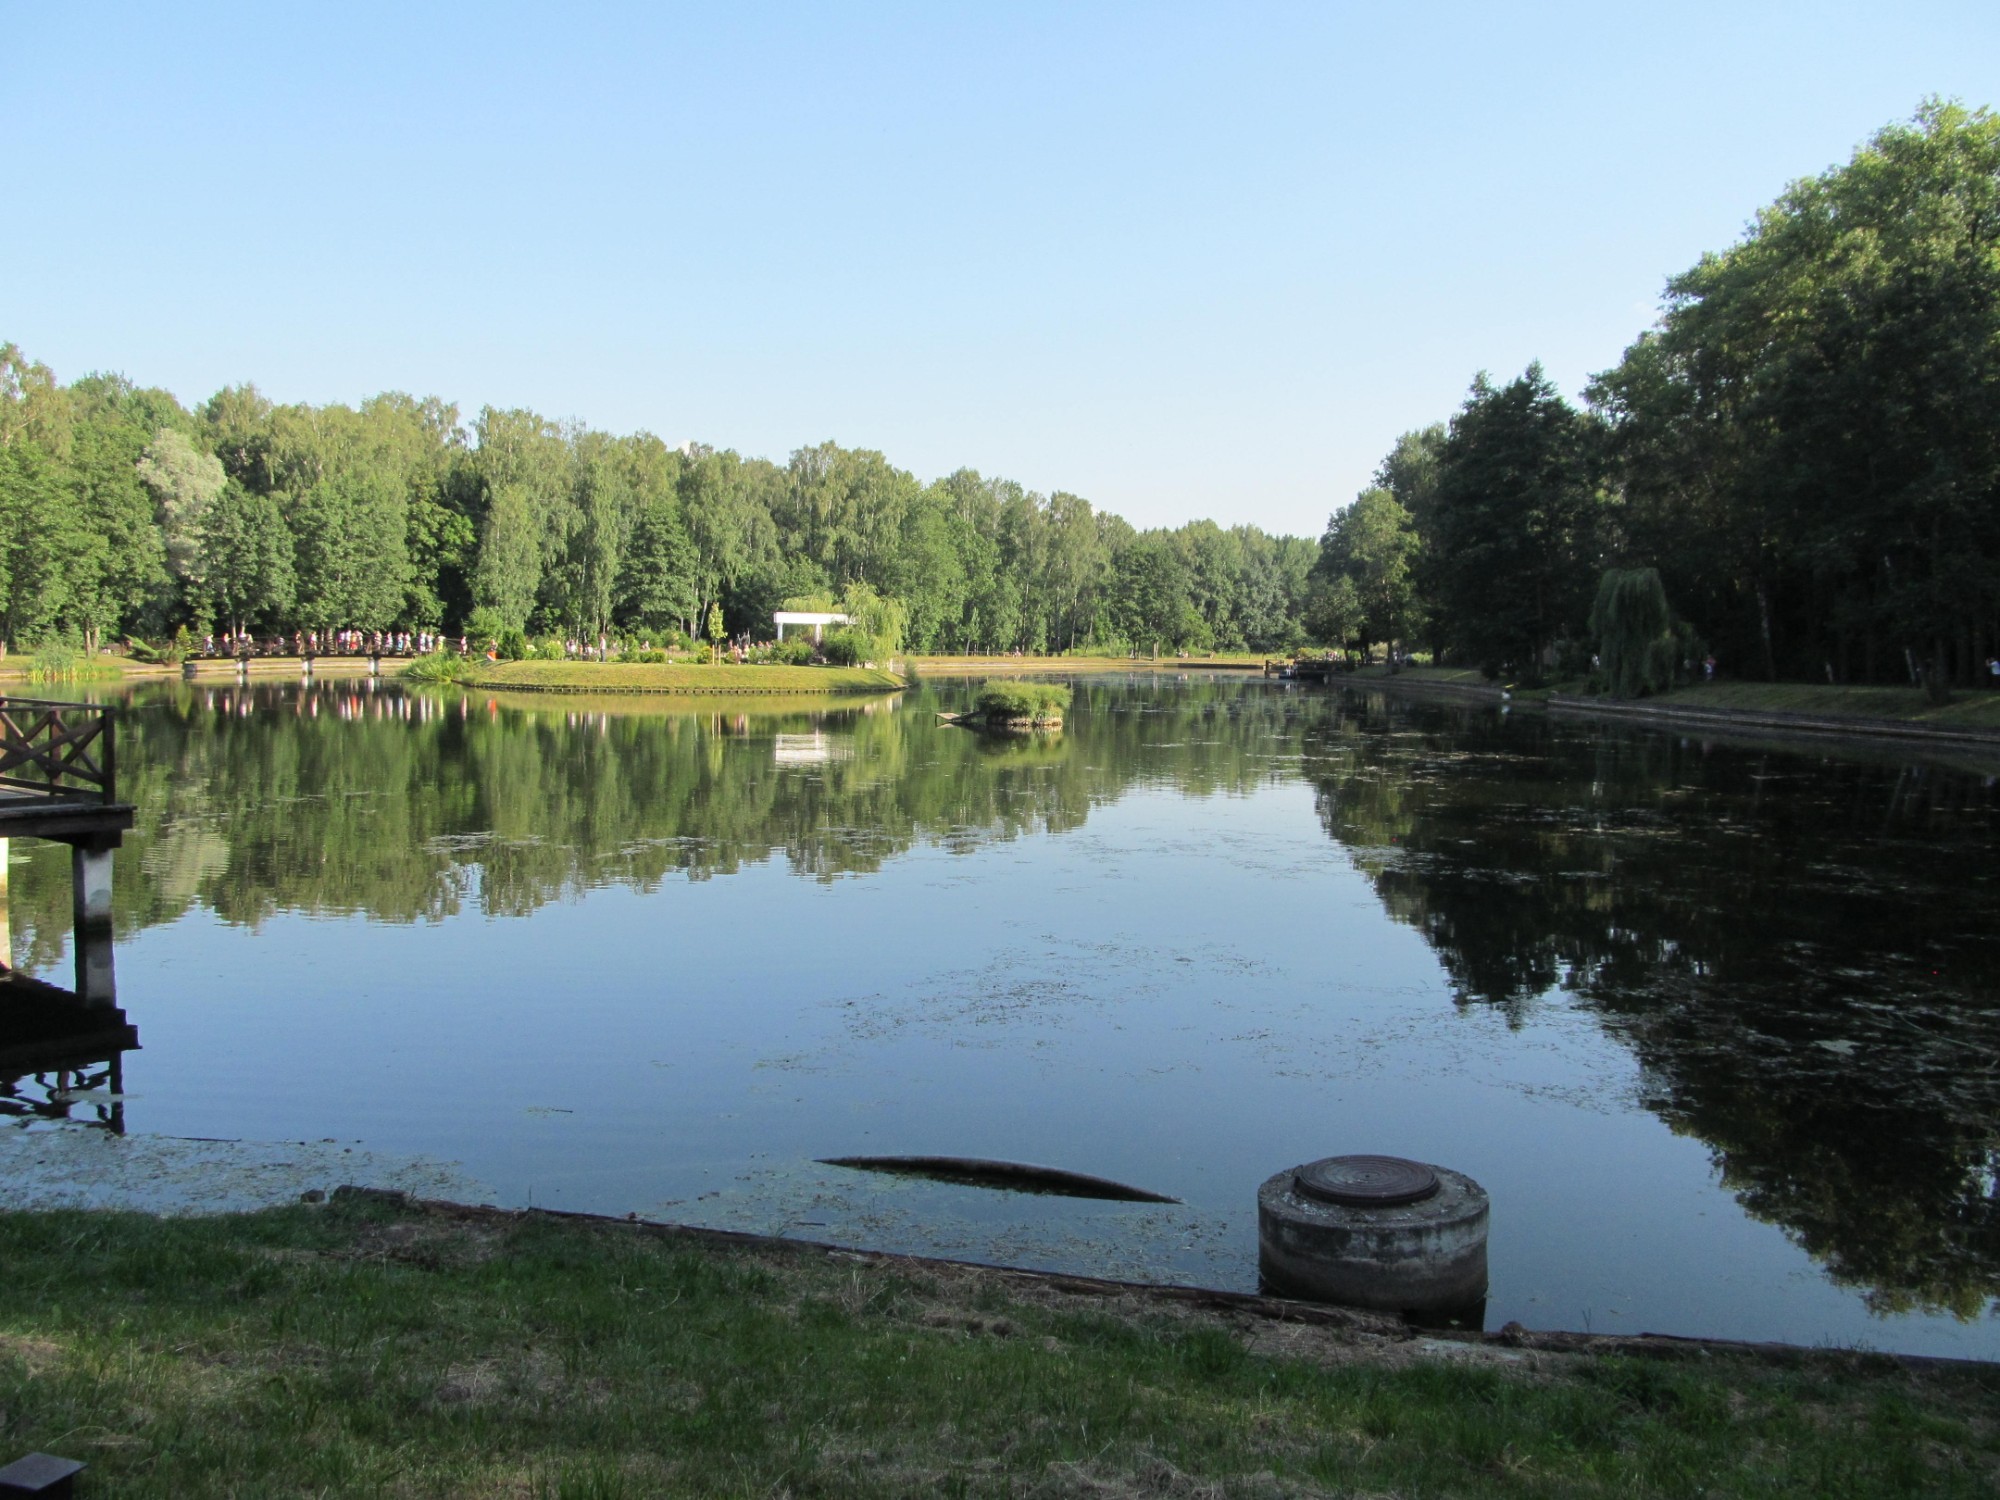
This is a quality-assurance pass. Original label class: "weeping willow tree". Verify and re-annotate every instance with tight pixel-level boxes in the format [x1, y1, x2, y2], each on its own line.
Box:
[781, 581, 908, 662]
[1590, 568, 1687, 698]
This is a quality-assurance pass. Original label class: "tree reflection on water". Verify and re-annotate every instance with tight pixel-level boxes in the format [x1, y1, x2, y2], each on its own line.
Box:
[6, 675, 1997, 1320]
[1304, 693, 2000, 1320]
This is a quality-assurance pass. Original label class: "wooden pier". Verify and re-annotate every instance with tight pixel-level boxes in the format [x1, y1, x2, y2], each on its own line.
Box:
[0, 697, 134, 1006]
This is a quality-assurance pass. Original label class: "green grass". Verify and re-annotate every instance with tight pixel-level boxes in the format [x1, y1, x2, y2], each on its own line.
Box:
[974, 680, 1071, 722]
[1371, 669, 2000, 731]
[0, 1201, 1993, 1497]
[910, 654, 1265, 673]
[18, 642, 124, 684]
[1648, 680, 2000, 729]
[1366, 664, 1492, 687]
[463, 661, 906, 695]
[400, 652, 481, 685]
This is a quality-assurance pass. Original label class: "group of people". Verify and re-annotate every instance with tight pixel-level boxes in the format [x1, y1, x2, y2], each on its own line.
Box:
[198, 629, 458, 659]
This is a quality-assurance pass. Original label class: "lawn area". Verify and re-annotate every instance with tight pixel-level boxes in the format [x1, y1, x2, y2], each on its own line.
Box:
[1366, 668, 2000, 733]
[1363, 665, 1494, 687]
[465, 662, 905, 695]
[1648, 680, 2000, 729]
[910, 654, 1267, 674]
[1, 1198, 1993, 1497]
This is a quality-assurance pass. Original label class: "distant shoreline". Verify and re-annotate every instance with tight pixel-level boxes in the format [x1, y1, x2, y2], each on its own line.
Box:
[460, 662, 907, 695]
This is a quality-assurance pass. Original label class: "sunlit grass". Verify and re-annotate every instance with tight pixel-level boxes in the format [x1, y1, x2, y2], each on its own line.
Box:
[17, 642, 124, 684]
[0, 1201, 1993, 1497]
[467, 661, 905, 694]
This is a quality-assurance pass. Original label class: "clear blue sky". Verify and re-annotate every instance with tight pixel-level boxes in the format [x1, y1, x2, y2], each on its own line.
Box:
[5, 2, 1995, 538]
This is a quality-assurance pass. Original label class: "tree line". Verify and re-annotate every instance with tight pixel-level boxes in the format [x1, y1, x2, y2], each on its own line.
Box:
[0, 349, 1317, 658]
[7, 103, 1990, 681]
[1308, 100, 2000, 691]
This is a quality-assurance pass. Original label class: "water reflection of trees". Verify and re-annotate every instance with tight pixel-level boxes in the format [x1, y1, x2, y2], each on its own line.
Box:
[1306, 694, 2000, 1320]
[14, 675, 1992, 1321]
[6, 676, 1305, 962]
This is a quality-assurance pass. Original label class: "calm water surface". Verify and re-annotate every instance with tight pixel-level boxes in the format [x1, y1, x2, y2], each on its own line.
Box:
[7, 674, 1999, 1357]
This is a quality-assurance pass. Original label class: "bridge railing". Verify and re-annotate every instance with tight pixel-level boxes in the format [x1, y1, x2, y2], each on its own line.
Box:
[0, 698, 116, 804]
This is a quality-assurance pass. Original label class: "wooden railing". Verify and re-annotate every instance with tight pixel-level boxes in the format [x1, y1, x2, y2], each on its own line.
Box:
[0, 698, 116, 804]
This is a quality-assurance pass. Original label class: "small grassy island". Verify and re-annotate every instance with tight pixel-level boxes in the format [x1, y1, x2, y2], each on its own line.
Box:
[941, 679, 1072, 728]
[403, 655, 905, 696]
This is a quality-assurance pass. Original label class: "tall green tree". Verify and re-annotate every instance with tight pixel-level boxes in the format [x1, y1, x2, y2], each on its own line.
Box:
[1428, 366, 1606, 680]
[293, 469, 410, 630]
[0, 442, 101, 645]
[1041, 491, 1105, 652]
[471, 407, 567, 632]
[0, 344, 74, 456]
[1592, 100, 2000, 687]
[546, 428, 632, 639]
[1110, 530, 1196, 653]
[1312, 486, 1420, 659]
[781, 442, 919, 588]
[885, 484, 970, 652]
[614, 435, 696, 636]
[201, 481, 297, 637]
[136, 427, 227, 612]
[65, 374, 181, 644]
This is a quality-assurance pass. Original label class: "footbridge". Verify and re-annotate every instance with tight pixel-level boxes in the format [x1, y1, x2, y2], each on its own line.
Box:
[0, 697, 134, 1006]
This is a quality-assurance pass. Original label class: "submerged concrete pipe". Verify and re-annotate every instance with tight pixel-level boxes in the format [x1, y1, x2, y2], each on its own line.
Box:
[1258, 1155, 1488, 1314]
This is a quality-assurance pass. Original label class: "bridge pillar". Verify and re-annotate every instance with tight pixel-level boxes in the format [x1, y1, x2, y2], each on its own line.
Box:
[72, 843, 116, 1007]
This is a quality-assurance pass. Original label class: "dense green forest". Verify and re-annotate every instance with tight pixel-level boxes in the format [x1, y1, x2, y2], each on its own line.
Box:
[4, 102, 1993, 680]
[0, 345, 1316, 657]
[1309, 101, 2000, 690]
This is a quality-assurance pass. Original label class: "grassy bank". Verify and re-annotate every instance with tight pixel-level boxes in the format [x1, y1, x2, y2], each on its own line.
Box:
[1365, 668, 2000, 732]
[0, 650, 127, 686]
[1645, 679, 2000, 730]
[481, 689, 906, 719]
[462, 662, 905, 695]
[1, 1199, 1993, 1497]
[911, 654, 1266, 675]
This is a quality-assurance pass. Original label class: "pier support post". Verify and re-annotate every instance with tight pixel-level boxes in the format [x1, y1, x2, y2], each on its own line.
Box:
[71, 843, 116, 1007]
[0, 836, 10, 974]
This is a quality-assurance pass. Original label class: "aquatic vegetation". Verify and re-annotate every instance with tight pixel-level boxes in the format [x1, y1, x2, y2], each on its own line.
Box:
[400, 650, 480, 684]
[973, 680, 1071, 724]
[22, 641, 121, 683]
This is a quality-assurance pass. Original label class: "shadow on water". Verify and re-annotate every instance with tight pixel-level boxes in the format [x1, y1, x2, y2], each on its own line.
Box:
[1, 967, 137, 1135]
[1306, 690, 2000, 1320]
[6, 673, 1998, 1325]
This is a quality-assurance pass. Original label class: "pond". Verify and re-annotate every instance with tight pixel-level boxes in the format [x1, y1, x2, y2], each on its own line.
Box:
[5, 672, 1998, 1357]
